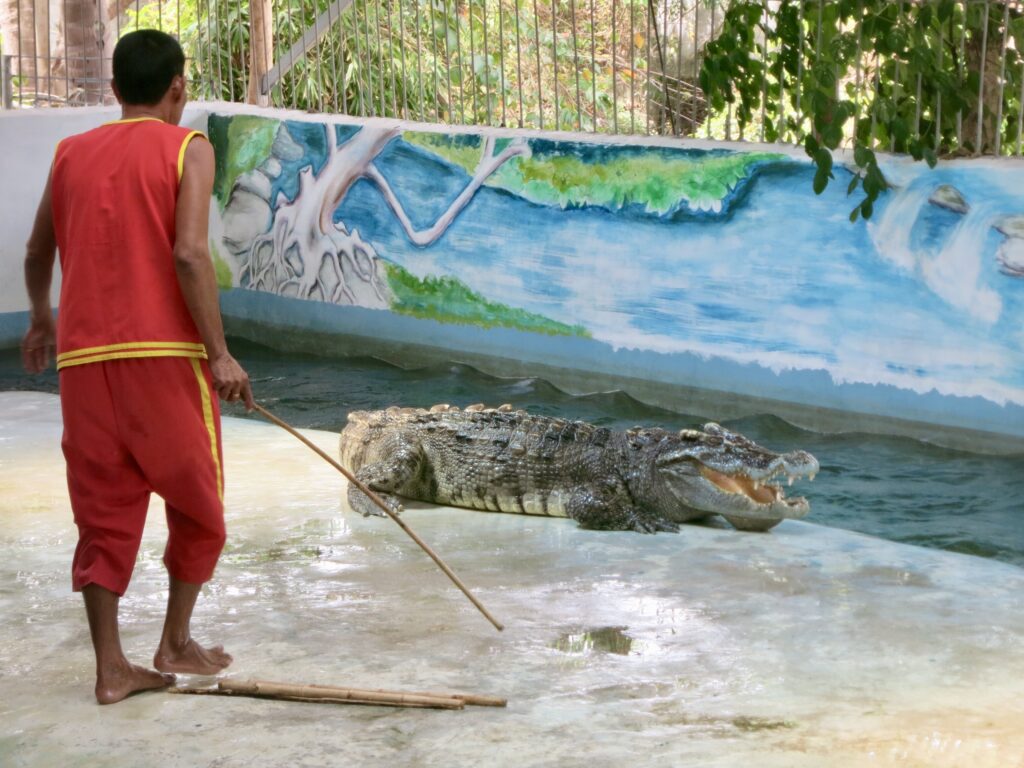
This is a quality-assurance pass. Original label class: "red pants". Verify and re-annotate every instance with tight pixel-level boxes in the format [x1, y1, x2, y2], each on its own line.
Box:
[60, 356, 225, 596]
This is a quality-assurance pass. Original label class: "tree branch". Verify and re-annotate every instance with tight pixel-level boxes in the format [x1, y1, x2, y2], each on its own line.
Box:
[365, 138, 530, 247]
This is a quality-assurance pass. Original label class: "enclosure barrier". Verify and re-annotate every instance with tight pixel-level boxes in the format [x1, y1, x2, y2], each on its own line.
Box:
[1, 0, 1023, 155]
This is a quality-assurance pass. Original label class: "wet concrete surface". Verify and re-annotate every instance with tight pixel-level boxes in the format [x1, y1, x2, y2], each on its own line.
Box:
[1, 392, 1023, 768]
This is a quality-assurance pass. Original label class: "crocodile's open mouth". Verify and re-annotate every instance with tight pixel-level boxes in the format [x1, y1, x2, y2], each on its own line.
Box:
[700, 466, 813, 506]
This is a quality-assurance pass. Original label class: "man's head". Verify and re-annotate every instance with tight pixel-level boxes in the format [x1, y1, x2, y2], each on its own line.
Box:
[111, 30, 187, 122]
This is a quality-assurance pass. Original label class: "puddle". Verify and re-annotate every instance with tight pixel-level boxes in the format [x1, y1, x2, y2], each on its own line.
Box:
[552, 627, 635, 655]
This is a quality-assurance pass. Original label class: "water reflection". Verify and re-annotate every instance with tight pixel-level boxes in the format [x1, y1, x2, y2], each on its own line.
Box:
[552, 627, 635, 656]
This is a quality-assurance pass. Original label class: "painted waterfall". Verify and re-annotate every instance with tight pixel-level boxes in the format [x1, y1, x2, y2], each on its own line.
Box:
[208, 113, 1024, 437]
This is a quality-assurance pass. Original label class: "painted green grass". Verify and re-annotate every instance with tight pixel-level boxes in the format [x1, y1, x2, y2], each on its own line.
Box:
[404, 132, 787, 215]
[209, 239, 234, 289]
[385, 263, 589, 337]
[209, 114, 280, 208]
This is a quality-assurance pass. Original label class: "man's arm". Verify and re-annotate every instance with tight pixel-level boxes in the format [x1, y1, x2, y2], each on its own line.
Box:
[174, 136, 254, 408]
[22, 170, 57, 374]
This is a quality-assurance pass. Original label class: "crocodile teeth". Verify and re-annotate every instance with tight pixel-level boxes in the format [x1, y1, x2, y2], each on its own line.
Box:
[809, 473, 816, 482]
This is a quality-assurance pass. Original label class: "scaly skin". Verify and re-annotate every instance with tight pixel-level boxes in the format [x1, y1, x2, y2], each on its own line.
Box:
[339, 404, 819, 533]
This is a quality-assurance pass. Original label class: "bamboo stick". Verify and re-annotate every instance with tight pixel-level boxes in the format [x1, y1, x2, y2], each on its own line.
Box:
[305, 682, 506, 708]
[219, 679, 464, 709]
[169, 686, 455, 709]
[251, 403, 504, 632]
[172, 679, 507, 708]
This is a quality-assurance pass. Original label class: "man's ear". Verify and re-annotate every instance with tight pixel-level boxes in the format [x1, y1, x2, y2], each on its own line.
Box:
[110, 79, 123, 104]
[170, 74, 186, 100]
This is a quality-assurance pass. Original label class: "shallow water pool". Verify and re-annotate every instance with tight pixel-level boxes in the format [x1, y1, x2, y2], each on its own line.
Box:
[4, 340, 1020, 566]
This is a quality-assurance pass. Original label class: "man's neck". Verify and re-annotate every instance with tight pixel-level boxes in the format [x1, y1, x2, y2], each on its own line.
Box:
[120, 105, 170, 122]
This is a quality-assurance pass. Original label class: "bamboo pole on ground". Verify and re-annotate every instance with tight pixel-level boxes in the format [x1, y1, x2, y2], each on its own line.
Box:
[170, 678, 508, 709]
[171, 682, 461, 709]
[251, 403, 504, 632]
[305, 682, 506, 708]
[221, 679, 464, 709]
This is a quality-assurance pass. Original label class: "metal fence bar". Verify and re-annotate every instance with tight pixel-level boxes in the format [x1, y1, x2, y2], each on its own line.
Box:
[1018, 49, 1024, 155]
[482, 0, 492, 125]
[1, 54, 11, 109]
[440, 0, 452, 121]
[385, 0, 398, 117]
[440, 0, 453, 122]
[589, 0, 596, 131]
[497, 0, 507, 126]
[570, 0, 581, 130]
[328, 0, 342, 113]
[221, 0, 233, 101]
[551, 0, 559, 129]
[611, 0, 618, 133]
[413, 0, 424, 120]
[994, 1, 1009, 155]
[453, 0, 465, 123]
[628, 0, 635, 133]
[536, 0, 544, 129]
[514, 0, 524, 127]
[975, 0, 989, 154]
[396, 0, 407, 118]
[935, 13, 943, 151]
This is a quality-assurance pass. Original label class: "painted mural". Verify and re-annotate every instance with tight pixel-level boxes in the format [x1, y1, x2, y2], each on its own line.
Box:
[208, 113, 1024, 432]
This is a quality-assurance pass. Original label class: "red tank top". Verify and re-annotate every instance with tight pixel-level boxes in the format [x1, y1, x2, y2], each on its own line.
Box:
[50, 117, 207, 370]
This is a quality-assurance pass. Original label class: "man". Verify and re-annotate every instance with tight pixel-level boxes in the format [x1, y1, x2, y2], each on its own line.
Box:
[21, 29, 253, 704]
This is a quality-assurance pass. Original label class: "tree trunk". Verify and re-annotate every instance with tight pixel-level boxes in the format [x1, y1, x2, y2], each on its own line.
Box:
[0, 0, 47, 103]
[247, 0, 273, 106]
[963, 9, 1005, 154]
[51, 0, 105, 104]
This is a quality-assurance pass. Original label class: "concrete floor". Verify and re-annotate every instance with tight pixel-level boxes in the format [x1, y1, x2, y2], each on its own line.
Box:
[1, 391, 1023, 768]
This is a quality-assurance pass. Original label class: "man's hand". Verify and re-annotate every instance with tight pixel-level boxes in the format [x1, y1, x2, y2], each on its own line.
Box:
[21, 315, 56, 374]
[209, 353, 254, 410]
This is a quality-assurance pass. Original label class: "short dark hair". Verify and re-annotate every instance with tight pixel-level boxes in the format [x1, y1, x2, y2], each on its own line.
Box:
[112, 30, 185, 105]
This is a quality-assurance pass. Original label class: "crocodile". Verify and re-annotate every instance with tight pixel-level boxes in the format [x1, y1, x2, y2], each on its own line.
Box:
[339, 404, 819, 533]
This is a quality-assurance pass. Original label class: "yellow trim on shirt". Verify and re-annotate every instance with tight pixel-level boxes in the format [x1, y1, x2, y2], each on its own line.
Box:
[56, 348, 208, 370]
[177, 130, 205, 182]
[102, 116, 164, 126]
[190, 358, 224, 502]
[57, 340, 206, 363]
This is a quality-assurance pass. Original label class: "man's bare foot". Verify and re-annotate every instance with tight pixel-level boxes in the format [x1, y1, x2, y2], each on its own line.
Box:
[154, 638, 232, 676]
[96, 662, 175, 705]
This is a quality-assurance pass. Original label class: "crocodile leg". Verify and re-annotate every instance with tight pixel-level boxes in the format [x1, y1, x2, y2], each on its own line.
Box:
[346, 442, 423, 518]
[567, 487, 679, 534]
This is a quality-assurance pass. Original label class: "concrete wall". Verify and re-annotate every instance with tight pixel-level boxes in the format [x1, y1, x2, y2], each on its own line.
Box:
[2, 102, 1023, 450]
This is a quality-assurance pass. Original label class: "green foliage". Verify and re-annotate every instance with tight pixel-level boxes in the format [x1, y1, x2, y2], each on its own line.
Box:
[207, 114, 280, 207]
[385, 262, 590, 336]
[700, 0, 1024, 219]
[405, 131, 785, 214]
[121, 0, 673, 135]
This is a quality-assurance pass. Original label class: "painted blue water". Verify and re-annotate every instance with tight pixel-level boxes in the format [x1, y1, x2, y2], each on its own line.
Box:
[299, 133, 1024, 414]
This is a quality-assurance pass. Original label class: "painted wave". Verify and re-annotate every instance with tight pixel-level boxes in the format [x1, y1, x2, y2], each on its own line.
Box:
[403, 132, 791, 218]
